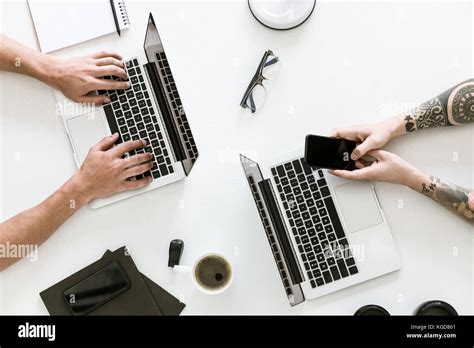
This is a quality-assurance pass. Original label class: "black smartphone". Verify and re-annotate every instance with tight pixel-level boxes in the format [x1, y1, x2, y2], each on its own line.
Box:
[63, 261, 130, 316]
[304, 135, 357, 171]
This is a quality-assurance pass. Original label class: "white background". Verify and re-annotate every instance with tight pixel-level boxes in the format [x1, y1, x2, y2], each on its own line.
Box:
[0, 0, 473, 314]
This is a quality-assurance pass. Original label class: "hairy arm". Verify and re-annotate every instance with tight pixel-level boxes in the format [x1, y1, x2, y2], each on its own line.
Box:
[0, 34, 50, 79]
[402, 78, 474, 132]
[0, 35, 71, 269]
[0, 135, 152, 271]
[0, 34, 128, 104]
[0, 177, 87, 270]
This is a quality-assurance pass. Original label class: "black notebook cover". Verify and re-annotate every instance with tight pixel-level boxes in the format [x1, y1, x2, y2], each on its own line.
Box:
[103, 249, 185, 315]
[40, 247, 184, 315]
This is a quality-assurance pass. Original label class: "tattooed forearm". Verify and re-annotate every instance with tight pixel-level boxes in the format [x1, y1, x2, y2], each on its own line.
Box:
[403, 78, 474, 132]
[420, 175, 473, 221]
[403, 98, 446, 131]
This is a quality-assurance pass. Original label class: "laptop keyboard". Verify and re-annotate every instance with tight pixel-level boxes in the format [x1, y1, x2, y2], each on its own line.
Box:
[155, 52, 198, 163]
[99, 58, 174, 180]
[271, 158, 359, 289]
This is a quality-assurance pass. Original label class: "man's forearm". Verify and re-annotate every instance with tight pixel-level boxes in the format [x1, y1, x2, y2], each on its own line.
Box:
[0, 175, 89, 270]
[406, 170, 473, 222]
[399, 79, 474, 133]
[0, 34, 53, 83]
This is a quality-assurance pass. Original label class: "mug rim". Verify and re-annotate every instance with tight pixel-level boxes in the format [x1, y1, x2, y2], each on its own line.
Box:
[191, 252, 233, 295]
[413, 300, 458, 316]
[354, 304, 390, 316]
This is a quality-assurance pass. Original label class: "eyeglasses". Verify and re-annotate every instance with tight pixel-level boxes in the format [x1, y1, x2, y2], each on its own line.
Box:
[240, 50, 281, 113]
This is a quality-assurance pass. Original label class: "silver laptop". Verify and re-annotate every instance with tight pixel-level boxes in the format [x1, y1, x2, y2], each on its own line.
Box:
[240, 154, 401, 306]
[56, 14, 198, 208]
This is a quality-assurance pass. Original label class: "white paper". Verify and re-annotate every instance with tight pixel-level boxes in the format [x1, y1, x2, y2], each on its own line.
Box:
[27, 0, 129, 53]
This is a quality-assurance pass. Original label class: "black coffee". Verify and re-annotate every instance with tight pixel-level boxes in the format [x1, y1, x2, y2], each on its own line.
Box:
[194, 255, 232, 291]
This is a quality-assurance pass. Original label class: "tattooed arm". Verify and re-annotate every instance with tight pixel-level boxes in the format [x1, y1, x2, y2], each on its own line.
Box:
[400, 79, 474, 221]
[418, 176, 473, 221]
[329, 79, 474, 222]
[403, 78, 474, 131]
[330, 151, 474, 222]
[330, 79, 474, 160]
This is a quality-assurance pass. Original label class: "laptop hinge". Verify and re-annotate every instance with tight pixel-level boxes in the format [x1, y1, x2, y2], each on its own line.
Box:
[144, 62, 186, 163]
[259, 179, 303, 285]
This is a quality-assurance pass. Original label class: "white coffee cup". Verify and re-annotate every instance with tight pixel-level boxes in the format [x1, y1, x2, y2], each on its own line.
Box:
[174, 253, 233, 295]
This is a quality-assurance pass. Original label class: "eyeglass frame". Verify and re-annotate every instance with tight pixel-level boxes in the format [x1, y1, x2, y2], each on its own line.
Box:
[240, 50, 279, 113]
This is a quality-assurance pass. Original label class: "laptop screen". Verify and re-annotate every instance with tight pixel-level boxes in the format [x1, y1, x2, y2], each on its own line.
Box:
[240, 155, 305, 306]
[143, 13, 199, 176]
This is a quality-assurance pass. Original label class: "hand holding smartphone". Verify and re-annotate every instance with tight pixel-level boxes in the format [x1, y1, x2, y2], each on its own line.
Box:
[304, 135, 357, 171]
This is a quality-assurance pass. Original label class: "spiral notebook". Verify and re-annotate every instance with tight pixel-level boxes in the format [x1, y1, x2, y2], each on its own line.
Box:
[28, 0, 131, 53]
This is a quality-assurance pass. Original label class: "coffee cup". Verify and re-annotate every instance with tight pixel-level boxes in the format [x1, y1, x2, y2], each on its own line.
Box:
[174, 253, 233, 295]
[413, 300, 458, 316]
[354, 304, 390, 316]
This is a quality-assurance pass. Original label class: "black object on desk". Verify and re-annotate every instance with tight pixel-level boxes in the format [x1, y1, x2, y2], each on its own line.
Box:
[168, 239, 184, 268]
[63, 260, 130, 315]
[102, 250, 185, 315]
[40, 246, 185, 315]
[354, 304, 390, 316]
[110, 0, 121, 36]
[414, 300, 458, 316]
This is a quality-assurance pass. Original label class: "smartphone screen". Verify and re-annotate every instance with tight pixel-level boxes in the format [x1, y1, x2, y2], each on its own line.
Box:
[304, 135, 356, 171]
[63, 261, 130, 316]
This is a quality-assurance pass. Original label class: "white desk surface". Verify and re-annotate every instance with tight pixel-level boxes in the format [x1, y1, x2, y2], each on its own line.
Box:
[0, 0, 473, 315]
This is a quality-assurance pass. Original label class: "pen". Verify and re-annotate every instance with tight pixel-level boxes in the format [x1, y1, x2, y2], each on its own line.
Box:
[110, 0, 121, 37]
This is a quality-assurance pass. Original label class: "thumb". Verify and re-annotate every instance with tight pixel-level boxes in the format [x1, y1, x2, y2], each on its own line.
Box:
[351, 139, 375, 160]
[76, 94, 111, 106]
[92, 133, 119, 151]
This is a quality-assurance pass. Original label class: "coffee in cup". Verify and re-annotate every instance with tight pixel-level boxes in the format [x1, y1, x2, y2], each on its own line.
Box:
[174, 252, 233, 295]
[194, 254, 232, 293]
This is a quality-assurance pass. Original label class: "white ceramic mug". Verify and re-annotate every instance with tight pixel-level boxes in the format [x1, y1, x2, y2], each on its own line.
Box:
[174, 253, 233, 295]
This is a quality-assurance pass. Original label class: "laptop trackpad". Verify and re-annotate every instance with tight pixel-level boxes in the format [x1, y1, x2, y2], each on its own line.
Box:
[334, 182, 383, 233]
[67, 111, 108, 165]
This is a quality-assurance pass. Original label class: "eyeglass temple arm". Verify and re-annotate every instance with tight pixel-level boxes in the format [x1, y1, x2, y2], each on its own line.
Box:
[240, 50, 273, 108]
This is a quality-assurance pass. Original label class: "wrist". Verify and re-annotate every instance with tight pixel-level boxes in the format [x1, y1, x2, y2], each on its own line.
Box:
[385, 115, 407, 140]
[33, 54, 61, 88]
[404, 167, 429, 192]
[61, 173, 93, 208]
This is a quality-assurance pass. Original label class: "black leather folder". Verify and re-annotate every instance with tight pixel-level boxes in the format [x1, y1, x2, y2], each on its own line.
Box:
[40, 246, 184, 315]
[102, 249, 185, 315]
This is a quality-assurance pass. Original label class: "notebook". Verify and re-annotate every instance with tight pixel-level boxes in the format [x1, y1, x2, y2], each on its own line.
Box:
[40, 247, 186, 316]
[27, 0, 131, 53]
